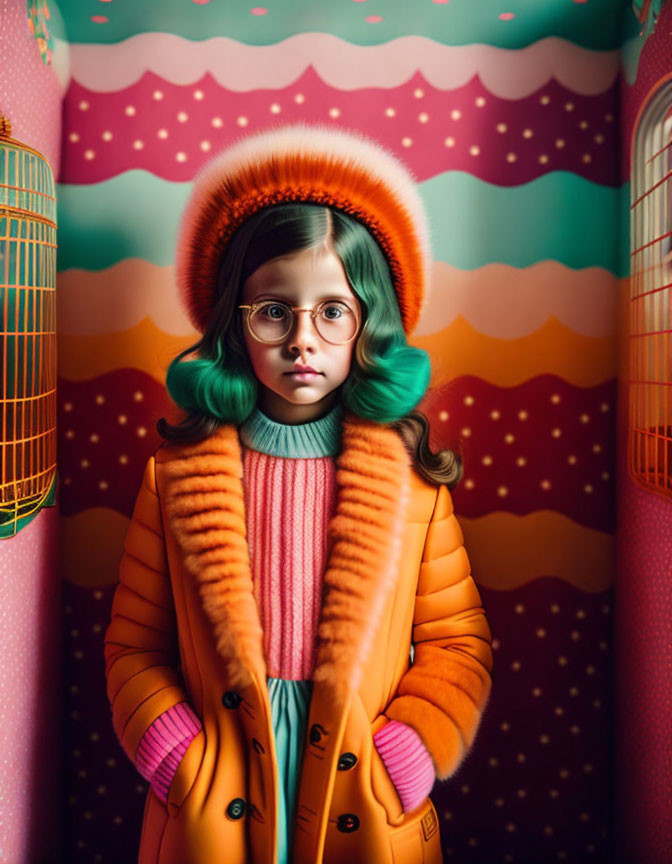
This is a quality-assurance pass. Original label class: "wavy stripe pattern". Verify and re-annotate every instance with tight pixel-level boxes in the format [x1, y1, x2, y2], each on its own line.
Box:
[57, 317, 615, 386]
[58, 370, 615, 531]
[60, 507, 613, 590]
[56, 259, 620, 340]
[411, 318, 616, 388]
[60, 69, 619, 186]
[461, 512, 614, 591]
[68, 35, 620, 97]
[55, 0, 626, 50]
[55, 173, 628, 273]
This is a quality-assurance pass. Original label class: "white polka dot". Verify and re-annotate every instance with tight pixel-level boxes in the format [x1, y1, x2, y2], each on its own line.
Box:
[294, 93, 305, 104]
[550, 394, 561, 404]
[84, 150, 95, 160]
[555, 139, 566, 149]
[601, 471, 610, 480]
[464, 395, 475, 405]
[518, 410, 528, 420]
[137, 427, 147, 437]
[539, 154, 549, 164]
[469, 145, 480, 156]
[99, 481, 109, 490]
[132, 140, 144, 150]
[157, 129, 169, 139]
[193, 89, 204, 100]
[401, 137, 413, 147]
[118, 415, 127, 425]
[582, 154, 592, 164]
[65, 430, 75, 439]
[464, 478, 475, 489]
[516, 456, 526, 466]
[504, 433, 515, 443]
[79, 100, 89, 111]
[551, 428, 562, 438]
[177, 111, 188, 123]
[385, 107, 396, 117]
[102, 131, 113, 142]
[176, 152, 187, 162]
[580, 121, 589, 130]
[125, 105, 136, 116]
[497, 486, 508, 497]
[579, 413, 590, 423]
[152, 90, 163, 101]
[69, 132, 80, 143]
[89, 433, 100, 443]
[212, 117, 223, 128]
[461, 427, 471, 437]
[270, 103, 281, 114]
[119, 454, 129, 465]
[506, 152, 517, 163]
[540, 95, 550, 105]
[522, 129, 534, 138]
[237, 116, 249, 126]
[584, 485, 593, 494]
[475, 97, 486, 107]
[438, 410, 449, 421]
[451, 109, 461, 120]
[567, 454, 577, 465]
[496, 123, 507, 133]
[200, 140, 211, 151]
[565, 102, 574, 112]
[540, 479, 552, 490]
[80, 459, 90, 469]
[482, 455, 493, 466]
[413, 88, 424, 98]
[444, 137, 455, 147]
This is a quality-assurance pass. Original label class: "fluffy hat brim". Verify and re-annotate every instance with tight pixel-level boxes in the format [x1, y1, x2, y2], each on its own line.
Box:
[175, 123, 432, 336]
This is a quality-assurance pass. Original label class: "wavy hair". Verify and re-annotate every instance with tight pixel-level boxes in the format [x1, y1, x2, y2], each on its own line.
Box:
[158, 204, 462, 488]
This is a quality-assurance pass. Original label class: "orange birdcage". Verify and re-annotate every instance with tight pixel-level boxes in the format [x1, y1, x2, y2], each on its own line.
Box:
[0, 115, 57, 538]
[629, 90, 672, 498]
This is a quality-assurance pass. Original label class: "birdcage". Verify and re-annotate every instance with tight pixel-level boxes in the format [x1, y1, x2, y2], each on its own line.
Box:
[629, 85, 672, 498]
[0, 115, 57, 538]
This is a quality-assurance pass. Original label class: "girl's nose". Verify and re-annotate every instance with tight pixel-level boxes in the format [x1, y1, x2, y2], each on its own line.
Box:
[287, 309, 318, 356]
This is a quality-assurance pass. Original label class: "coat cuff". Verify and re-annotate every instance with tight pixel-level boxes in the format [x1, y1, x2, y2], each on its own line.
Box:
[373, 719, 436, 812]
[135, 702, 202, 793]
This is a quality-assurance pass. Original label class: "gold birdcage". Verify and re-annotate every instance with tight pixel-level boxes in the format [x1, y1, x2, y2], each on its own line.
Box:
[0, 115, 57, 538]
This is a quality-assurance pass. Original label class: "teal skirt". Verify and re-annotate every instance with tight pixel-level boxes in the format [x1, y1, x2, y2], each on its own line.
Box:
[268, 677, 313, 864]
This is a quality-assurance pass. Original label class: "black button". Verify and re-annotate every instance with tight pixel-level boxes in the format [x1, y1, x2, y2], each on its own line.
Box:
[252, 738, 265, 755]
[337, 752, 357, 771]
[226, 798, 246, 820]
[309, 723, 326, 745]
[337, 813, 360, 833]
[222, 690, 241, 709]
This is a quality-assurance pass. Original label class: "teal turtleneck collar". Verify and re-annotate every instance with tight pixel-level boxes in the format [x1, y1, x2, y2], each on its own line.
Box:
[239, 402, 344, 458]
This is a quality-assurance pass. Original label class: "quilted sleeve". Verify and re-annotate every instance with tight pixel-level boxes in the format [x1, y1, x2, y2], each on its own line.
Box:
[384, 483, 493, 780]
[103, 455, 202, 782]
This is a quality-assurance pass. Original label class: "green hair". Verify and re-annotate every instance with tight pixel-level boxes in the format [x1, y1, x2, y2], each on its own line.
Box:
[161, 203, 431, 439]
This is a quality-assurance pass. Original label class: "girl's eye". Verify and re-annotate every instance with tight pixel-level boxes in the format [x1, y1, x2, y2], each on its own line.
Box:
[321, 303, 346, 320]
[261, 303, 289, 320]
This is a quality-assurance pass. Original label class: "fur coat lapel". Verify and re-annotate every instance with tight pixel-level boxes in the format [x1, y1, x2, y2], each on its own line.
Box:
[160, 410, 411, 704]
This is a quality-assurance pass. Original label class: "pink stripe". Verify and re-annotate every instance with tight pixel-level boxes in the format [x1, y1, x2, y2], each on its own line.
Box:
[373, 720, 436, 813]
[242, 449, 336, 679]
[135, 702, 201, 783]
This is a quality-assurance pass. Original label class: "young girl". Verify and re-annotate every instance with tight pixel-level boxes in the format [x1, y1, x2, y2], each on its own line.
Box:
[104, 125, 493, 864]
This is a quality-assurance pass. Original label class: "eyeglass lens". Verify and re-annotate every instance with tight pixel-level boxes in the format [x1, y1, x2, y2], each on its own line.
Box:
[249, 301, 358, 344]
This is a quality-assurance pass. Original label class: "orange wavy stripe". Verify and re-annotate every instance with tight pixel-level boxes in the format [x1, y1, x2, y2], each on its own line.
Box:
[61, 508, 612, 591]
[59, 316, 616, 386]
[461, 510, 614, 592]
[409, 316, 616, 387]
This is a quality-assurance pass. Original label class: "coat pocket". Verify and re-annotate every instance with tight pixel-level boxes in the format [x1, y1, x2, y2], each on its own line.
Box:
[370, 715, 405, 825]
[166, 729, 206, 816]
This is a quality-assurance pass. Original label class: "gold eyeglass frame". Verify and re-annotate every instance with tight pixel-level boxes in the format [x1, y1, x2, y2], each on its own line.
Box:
[237, 299, 361, 345]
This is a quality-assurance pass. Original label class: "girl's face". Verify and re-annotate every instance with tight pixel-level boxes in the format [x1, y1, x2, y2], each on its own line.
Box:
[240, 244, 362, 424]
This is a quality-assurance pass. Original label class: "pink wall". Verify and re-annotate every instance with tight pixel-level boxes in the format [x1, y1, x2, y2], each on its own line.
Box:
[615, 3, 672, 861]
[0, 1, 66, 861]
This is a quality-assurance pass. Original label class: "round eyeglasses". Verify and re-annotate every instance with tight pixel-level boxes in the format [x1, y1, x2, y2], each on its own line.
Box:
[237, 299, 361, 345]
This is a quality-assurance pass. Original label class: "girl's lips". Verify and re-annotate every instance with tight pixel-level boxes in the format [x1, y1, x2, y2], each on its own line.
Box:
[285, 371, 323, 380]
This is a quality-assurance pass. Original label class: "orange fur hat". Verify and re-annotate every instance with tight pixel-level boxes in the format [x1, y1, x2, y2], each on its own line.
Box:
[175, 123, 431, 336]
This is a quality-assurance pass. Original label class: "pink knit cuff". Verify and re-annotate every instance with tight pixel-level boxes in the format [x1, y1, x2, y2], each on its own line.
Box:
[373, 719, 436, 813]
[135, 702, 202, 794]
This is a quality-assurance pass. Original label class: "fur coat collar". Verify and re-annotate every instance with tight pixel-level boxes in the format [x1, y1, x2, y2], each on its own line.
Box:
[158, 410, 411, 707]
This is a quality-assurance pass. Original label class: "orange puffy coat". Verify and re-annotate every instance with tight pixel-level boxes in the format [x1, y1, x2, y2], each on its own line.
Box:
[104, 412, 493, 864]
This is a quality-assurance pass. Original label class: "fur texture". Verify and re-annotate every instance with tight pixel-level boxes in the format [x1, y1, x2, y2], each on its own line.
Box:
[158, 411, 411, 705]
[174, 123, 431, 337]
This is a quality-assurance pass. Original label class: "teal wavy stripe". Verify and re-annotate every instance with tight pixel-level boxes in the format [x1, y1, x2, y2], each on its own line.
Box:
[56, 173, 630, 276]
[58, 0, 628, 49]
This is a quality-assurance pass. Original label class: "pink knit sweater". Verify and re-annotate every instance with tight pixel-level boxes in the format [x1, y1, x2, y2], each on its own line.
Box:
[135, 415, 435, 811]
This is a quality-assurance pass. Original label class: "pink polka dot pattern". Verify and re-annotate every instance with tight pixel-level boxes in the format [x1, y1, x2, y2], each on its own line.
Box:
[59, 69, 619, 186]
[57, 370, 174, 517]
[0, 0, 62, 178]
[0, 506, 61, 861]
[423, 375, 617, 531]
